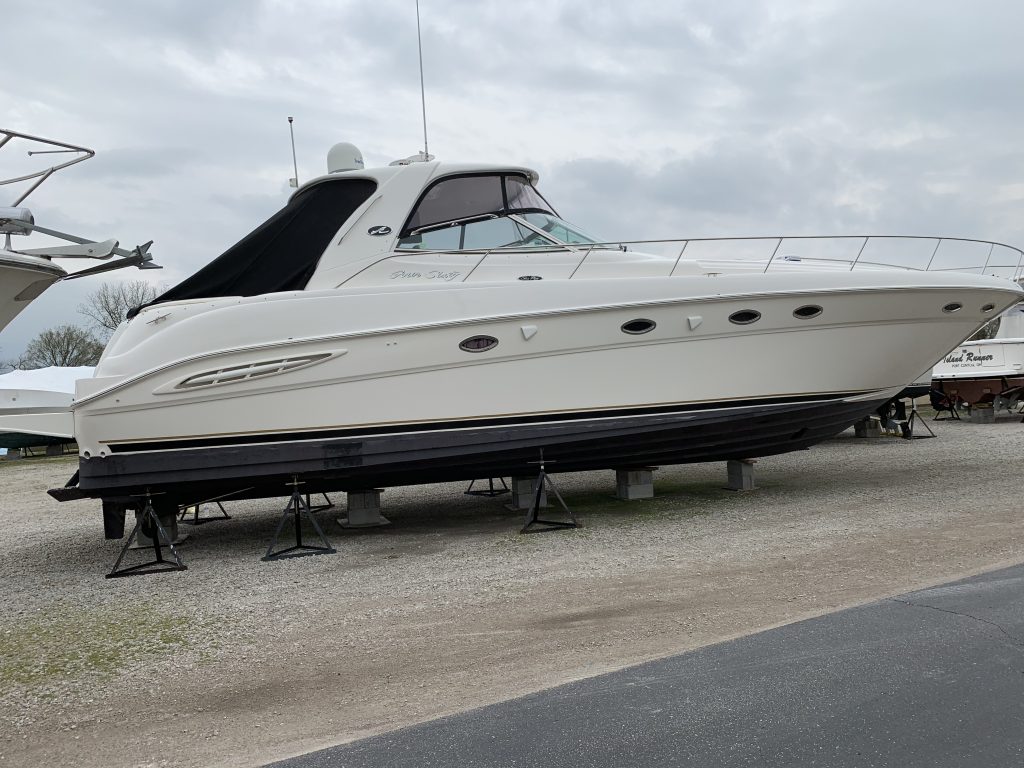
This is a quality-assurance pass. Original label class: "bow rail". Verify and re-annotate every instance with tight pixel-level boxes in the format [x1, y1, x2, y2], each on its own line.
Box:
[395, 234, 1024, 282]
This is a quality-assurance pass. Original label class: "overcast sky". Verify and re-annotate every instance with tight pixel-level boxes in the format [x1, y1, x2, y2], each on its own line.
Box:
[4, 0, 1024, 358]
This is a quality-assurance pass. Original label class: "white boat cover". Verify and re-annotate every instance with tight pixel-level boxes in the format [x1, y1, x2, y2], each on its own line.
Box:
[0, 365, 94, 392]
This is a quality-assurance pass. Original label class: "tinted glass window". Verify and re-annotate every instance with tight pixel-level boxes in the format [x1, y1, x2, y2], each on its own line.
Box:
[506, 176, 554, 213]
[405, 176, 504, 233]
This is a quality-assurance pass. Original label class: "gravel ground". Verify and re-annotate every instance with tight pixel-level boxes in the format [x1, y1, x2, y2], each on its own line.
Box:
[2, 411, 1024, 767]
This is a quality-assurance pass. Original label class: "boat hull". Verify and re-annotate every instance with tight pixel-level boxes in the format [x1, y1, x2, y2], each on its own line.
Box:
[0, 253, 65, 332]
[59, 272, 1023, 504]
[74, 391, 888, 503]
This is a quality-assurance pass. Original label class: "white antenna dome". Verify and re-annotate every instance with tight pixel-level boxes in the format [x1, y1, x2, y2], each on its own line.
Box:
[327, 143, 364, 173]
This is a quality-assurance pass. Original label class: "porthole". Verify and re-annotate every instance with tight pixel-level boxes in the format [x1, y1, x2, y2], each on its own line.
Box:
[459, 335, 499, 353]
[942, 302, 963, 314]
[729, 309, 761, 325]
[518, 275, 543, 281]
[982, 303, 996, 313]
[621, 319, 656, 335]
[793, 304, 822, 320]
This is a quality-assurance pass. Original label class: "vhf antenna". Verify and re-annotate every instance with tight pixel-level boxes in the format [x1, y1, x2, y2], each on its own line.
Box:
[287, 116, 299, 188]
[415, 0, 430, 159]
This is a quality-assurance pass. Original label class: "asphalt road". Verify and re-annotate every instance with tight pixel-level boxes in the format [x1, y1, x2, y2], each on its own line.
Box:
[269, 564, 1024, 768]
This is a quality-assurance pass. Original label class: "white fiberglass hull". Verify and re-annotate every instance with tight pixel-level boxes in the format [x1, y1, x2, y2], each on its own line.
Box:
[52, 269, 1021, 505]
[0, 250, 65, 332]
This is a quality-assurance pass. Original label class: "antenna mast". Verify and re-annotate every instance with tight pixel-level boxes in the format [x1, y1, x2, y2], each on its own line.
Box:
[415, 0, 430, 158]
[287, 116, 299, 188]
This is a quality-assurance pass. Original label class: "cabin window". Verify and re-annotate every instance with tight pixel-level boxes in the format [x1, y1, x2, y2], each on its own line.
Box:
[459, 335, 499, 353]
[729, 309, 761, 325]
[793, 304, 822, 319]
[942, 302, 963, 313]
[981, 303, 996, 313]
[621, 319, 656, 335]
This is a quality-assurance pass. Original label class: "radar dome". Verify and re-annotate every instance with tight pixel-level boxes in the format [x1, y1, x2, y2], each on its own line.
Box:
[327, 143, 364, 173]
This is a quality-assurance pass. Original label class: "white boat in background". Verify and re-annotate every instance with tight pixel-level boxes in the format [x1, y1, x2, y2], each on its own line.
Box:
[0, 366, 93, 452]
[0, 145, 1015, 517]
[932, 302, 1024, 409]
[0, 129, 160, 333]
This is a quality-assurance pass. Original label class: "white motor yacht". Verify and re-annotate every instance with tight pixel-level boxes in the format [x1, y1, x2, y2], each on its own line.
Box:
[5, 145, 1017, 514]
[932, 301, 1024, 409]
[0, 129, 160, 333]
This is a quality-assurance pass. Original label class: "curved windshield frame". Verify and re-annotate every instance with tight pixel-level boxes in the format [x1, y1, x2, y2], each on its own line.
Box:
[396, 173, 601, 251]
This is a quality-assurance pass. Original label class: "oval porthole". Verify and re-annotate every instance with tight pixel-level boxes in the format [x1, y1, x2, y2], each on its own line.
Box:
[518, 275, 543, 281]
[982, 303, 996, 313]
[459, 335, 499, 353]
[943, 302, 963, 314]
[621, 319, 656, 335]
[793, 304, 822, 320]
[729, 309, 761, 325]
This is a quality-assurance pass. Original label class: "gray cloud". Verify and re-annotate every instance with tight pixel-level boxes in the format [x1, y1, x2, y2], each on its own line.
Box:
[4, 0, 1024, 357]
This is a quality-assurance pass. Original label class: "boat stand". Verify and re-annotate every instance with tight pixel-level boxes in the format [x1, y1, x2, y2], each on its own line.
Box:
[305, 493, 334, 513]
[521, 451, 579, 534]
[178, 500, 231, 526]
[262, 478, 336, 561]
[107, 492, 188, 578]
[465, 477, 510, 497]
[903, 400, 936, 440]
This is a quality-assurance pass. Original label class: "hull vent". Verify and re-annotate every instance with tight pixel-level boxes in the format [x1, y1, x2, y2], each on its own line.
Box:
[176, 353, 334, 390]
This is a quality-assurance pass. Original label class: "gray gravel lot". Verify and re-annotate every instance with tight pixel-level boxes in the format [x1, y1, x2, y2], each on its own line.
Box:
[2, 411, 1023, 767]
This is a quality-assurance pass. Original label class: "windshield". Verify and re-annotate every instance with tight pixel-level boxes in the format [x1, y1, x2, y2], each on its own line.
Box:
[396, 213, 602, 251]
[396, 172, 602, 251]
[518, 212, 600, 245]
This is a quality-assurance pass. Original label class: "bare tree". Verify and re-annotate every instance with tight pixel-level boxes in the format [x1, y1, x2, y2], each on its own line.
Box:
[21, 325, 105, 368]
[78, 280, 159, 338]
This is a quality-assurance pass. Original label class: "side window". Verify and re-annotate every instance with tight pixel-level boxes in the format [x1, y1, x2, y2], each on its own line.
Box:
[397, 228, 460, 250]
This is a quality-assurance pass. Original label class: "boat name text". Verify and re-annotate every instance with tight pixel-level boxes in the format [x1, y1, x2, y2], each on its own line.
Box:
[943, 351, 995, 364]
[389, 269, 463, 282]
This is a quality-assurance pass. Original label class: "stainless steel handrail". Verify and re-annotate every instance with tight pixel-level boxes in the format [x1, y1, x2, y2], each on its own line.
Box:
[392, 233, 1024, 282]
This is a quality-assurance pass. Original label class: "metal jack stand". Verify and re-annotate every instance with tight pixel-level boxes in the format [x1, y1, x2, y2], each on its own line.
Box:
[107, 492, 188, 578]
[465, 477, 510, 497]
[305, 493, 334, 513]
[179, 501, 231, 526]
[262, 478, 337, 561]
[521, 450, 579, 534]
[904, 400, 936, 440]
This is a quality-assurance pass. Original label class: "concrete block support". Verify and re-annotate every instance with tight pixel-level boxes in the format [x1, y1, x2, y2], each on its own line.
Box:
[854, 416, 882, 438]
[615, 468, 656, 500]
[726, 459, 757, 491]
[509, 475, 547, 510]
[972, 405, 996, 424]
[339, 489, 390, 528]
